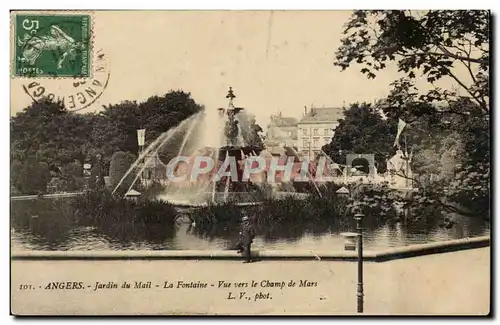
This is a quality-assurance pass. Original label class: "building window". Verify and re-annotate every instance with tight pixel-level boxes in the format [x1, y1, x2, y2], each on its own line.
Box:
[313, 139, 319, 147]
[313, 128, 318, 135]
[324, 128, 330, 135]
[303, 139, 309, 148]
[303, 128, 308, 135]
[324, 137, 330, 143]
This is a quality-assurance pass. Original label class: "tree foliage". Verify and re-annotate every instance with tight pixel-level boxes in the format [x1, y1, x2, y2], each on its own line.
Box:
[322, 102, 396, 173]
[89, 90, 204, 163]
[10, 90, 203, 194]
[336, 10, 489, 112]
[237, 113, 265, 149]
[335, 10, 490, 219]
[11, 158, 51, 195]
[108, 151, 138, 194]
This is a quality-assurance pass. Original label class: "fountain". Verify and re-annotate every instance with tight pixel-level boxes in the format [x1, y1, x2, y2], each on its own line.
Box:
[112, 87, 330, 207]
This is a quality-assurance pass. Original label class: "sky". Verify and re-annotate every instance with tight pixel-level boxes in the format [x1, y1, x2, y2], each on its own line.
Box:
[10, 10, 467, 129]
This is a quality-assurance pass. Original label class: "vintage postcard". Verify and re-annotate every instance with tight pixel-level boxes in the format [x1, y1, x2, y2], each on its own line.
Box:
[10, 10, 490, 316]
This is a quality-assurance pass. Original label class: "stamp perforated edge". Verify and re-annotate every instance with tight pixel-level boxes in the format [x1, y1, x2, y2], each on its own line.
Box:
[10, 10, 95, 80]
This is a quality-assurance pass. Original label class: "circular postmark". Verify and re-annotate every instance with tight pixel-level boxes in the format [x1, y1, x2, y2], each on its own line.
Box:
[21, 47, 110, 112]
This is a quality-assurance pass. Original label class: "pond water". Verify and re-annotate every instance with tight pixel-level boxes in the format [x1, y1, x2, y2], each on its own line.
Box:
[10, 200, 490, 252]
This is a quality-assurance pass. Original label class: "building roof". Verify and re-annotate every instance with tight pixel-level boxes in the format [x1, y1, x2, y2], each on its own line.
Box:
[298, 107, 344, 124]
[269, 115, 298, 127]
[259, 149, 273, 158]
[263, 146, 300, 157]
[125, 189, 142, 196]
[336, 186, 350, 195]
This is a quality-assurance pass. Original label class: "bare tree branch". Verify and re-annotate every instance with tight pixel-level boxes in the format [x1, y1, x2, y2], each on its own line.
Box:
[439, 201, 476, 218]
[394, 169, 421, 187]
[446, 69, 488, 111]
[436, 44, 488, 64]
[448, 42, 478, 85]
[401, 48, 488, 65]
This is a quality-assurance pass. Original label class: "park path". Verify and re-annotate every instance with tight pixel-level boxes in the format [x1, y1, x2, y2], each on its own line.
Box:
[10, 192, 84, 201]
[11, 247, 489, 315]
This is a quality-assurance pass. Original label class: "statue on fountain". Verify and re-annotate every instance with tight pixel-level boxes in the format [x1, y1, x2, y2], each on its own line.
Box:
[222, 87, 244, 147]
[215, 87, 262, 196]
[224, 111, 239, 147]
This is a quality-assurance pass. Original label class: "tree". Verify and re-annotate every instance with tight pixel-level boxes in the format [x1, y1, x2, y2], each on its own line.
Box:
[11, 99, 67, 163]
[237, 113, 265, 150]
[335, 10, 490, 218]
[11, 90, 205, 187]
[10, 160, 24, 195]
[138, 90, 204, 146]
[336, 10, 489, 113]
[11, 158, 50, 195]
[60, 160, 84, 191]
[91, 91, 204, 162]
[11, 99, 95, 167]
[108, 151, 138, 194]
[322, 102, 396, 173]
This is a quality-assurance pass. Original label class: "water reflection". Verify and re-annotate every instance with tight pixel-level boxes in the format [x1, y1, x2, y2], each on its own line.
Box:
[10, 199, 490, 252]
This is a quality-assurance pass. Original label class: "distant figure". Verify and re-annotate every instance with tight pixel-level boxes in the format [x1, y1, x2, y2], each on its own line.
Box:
[237, 215, 255, 263]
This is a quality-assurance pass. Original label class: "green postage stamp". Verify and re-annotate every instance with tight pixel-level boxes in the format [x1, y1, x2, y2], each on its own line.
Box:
[13, 13, 91, 77]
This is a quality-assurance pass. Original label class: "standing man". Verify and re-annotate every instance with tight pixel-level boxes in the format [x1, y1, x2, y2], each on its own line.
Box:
[239, 215, 255, 263]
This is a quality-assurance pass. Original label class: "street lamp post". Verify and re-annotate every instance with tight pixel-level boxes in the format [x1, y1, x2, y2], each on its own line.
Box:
[337, 188, 365, 313]
[354, 213, 365, 313]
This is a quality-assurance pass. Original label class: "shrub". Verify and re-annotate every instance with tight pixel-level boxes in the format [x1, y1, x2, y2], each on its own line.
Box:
[71, 189, 178, 241]
[108, 151, 137, 194]
[187, 181, 402, 241]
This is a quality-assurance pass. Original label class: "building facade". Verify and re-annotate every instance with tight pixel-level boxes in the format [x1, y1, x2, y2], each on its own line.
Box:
[264, 113, 298, 154]
[297, 106, 344, 160]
